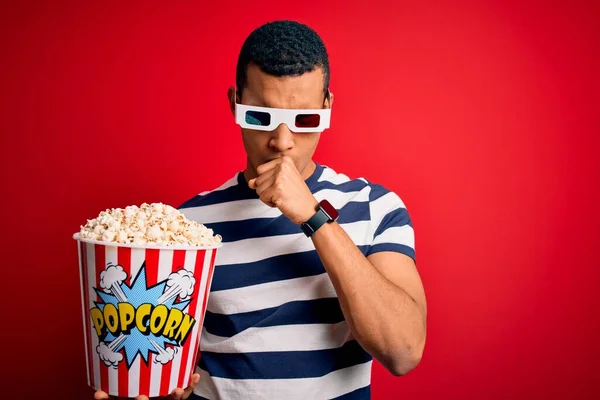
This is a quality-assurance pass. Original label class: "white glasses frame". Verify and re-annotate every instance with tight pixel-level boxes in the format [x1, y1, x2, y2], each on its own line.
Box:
[235, 103, 332, 133]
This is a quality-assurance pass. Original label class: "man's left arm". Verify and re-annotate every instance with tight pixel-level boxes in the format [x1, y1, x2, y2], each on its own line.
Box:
[311, 221, 426, 376]
[248, 156, 426, 375]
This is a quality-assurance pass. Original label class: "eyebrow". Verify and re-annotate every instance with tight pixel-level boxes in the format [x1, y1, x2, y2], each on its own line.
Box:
[256, 100, 323, 110]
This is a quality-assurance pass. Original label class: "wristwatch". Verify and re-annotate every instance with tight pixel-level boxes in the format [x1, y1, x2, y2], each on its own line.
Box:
[300, 199, 339, 237]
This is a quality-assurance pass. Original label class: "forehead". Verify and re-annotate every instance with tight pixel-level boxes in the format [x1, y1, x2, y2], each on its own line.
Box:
[243, 64, 325, 109]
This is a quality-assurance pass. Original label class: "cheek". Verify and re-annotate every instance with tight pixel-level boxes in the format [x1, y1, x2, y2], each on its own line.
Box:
[241, 130, 259, 148]
[241, 130, 267, 155]
[297, 133, 321, 152]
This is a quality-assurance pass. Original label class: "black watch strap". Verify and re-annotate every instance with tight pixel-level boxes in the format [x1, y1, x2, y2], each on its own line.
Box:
[300, 208, 330, 237]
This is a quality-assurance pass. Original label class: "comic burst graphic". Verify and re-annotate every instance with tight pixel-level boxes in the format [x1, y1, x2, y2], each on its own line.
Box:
[92, 263, 196, 368]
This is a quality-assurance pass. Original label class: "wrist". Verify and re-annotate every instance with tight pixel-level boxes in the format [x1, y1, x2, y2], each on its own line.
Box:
[300, 199, 339, 237]
[298, 199, 319, 224]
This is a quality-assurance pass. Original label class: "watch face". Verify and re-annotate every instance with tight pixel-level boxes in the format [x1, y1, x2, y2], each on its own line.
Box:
[320, 200, 339, 221]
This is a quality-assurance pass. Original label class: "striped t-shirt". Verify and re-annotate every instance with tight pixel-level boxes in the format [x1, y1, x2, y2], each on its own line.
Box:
[179, 163, 415, 400]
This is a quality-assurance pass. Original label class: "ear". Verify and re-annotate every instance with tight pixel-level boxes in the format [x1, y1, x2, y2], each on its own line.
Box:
[227, 86, 236, 116]
[324, 89, 334, 109]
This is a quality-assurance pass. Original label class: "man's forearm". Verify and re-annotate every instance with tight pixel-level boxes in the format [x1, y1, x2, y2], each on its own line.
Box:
[311, 221, 426, 375]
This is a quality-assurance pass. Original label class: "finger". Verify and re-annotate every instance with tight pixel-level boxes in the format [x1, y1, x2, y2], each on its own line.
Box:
[170, 388, 185, 400]
[259, 185, 283, 208]
[183, 373, 201, 398]
[135, 396, 149, 400]
[256, 158, 282, 176]
[94, 391, 110, 400]
[255, 174, 276, 197]
[255, 167, 277, 187]
[249, 168, 275, 190]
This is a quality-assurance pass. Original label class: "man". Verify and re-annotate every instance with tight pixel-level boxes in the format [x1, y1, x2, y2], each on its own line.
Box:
[96, 20, 426, 400]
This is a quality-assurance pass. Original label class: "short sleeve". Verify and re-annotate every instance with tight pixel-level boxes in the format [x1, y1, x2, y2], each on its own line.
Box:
[366, 184, 416, 264]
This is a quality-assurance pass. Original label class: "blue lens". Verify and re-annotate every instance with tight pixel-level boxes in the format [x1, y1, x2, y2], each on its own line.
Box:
[245, 111, 271, 126]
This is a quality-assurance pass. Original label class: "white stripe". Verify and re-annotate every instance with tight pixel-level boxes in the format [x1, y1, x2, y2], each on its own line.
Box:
[194, 360, 372, 400]
[317, 166, 348, 184]
[168, 250, 197, 392]
[128, 248, 145, 397]
[372, 225, 415, 249]
[182, 198, 281, 224]
[183, 249, 212, 388]
[130, 248, 145, 284]
[318, 166, 370, 186]
[86, 243, 102, 390]
[202, 322, 351, 353]
[313, 186, 370, 209]
[199, 174, 238, 196]
[149, 250, 174, 397]
[197, 249, 213, 326]
[370, 192, 406, 226]
[185, 186, 371, 226]
[105, 246, 119, 395]
[207, 272, 336, 314]
[128, 358, 141, 397]
[77, 243, 91, 387]
[217, 220, 371, 266]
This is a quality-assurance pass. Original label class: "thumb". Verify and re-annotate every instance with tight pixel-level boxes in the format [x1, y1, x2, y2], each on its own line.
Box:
[182, 373, 200, 398]
[248, 178, 257, 189]
[94, 391, 110, 400]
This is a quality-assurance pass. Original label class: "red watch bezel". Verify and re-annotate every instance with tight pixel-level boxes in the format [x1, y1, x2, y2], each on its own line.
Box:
[319, 199, 339, 221]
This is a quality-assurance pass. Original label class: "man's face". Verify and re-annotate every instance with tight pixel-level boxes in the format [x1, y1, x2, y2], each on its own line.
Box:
[229, 64, 332, 180]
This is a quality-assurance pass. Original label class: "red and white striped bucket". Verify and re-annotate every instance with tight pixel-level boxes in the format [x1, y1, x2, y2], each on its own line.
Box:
[74, 233, 220, 397]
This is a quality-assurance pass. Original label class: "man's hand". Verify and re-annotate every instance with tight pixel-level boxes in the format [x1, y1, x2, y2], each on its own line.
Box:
[93, 372, 199, 400]
[248, 156, 318, 224]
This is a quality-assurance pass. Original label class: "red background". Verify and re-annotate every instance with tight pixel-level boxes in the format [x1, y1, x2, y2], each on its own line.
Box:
[1, 1, 599, 399]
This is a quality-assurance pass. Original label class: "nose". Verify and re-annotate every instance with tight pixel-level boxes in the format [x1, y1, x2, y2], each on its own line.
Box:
[269, 123, 294, 152]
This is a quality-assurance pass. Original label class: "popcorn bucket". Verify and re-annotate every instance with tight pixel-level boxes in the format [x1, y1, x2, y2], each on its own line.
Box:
[73, 233, 220, 397]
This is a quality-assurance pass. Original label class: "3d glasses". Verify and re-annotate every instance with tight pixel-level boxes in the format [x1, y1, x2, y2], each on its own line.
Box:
[235, 103, 331, 133]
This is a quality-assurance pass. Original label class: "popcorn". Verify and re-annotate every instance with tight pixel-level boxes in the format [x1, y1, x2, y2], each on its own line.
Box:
[79, 203, 222, 247]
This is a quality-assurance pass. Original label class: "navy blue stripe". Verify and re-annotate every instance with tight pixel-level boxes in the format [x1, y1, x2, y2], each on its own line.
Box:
[373, 207, 412, 238]
[368, 183, 391, 202]
[180, 169, 370, 211]
[198, 340, 372, 380]
[210, 246, 369, 292]
[189, 395, 209, 400]
[331, 385, 371, 399]
[337, 200, 371, 224]
[205, 216, 292, 243]
[181, 181, 370, 219]
[311, 178, 369, 196]
[204, 297, 345, 337]
[201, 200, 371, 243]
[367, 243, 416, 263]
[179, 183, 257, 208]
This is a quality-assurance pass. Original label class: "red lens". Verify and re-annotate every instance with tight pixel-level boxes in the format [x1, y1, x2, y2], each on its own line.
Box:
[295, 114, 320, 128]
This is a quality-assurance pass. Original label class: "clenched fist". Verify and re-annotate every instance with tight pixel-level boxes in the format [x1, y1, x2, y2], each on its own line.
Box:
[248, 157, 318, 224]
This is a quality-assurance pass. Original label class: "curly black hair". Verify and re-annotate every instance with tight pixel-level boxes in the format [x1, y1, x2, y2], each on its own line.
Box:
[236, 20, 330, 99]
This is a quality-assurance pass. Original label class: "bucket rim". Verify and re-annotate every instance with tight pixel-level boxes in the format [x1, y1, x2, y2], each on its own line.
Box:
[73, 232, 223, 250]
